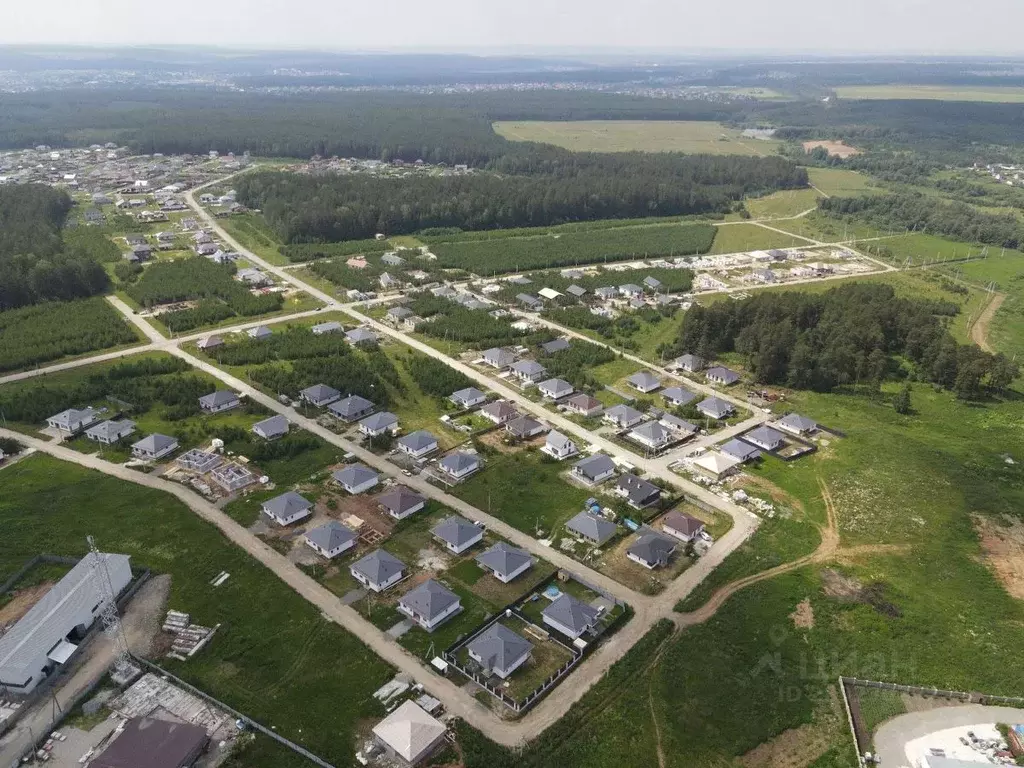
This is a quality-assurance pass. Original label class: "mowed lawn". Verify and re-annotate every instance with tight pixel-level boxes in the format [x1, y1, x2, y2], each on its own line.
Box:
[0, 455, 393, 767]
[836, 84, 1024, 102]
[493, 121, 783, 156]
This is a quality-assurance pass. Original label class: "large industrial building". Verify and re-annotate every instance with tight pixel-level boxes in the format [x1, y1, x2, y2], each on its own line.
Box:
[0, 553, 132, 694]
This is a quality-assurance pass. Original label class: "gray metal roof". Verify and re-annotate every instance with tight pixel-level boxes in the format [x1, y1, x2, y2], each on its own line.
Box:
[745, 425, 786, 448]
[506, 415, 544, 437]
[643, 276, 662, 288]
[451, 387, 485, 404]
[399, 579, 460, 620]
[311, 321, 343, 334]
[475, 542, 531, 578]
[511, 360, 546, 376]
[85, 419, 135, 441]
[468, 623, 532, 672]
[541, 337, 572, 353]
[706, 366, 740, 384]
[351, 549, 405, 585]
[333, 463, 379, 488]
[720, 439, 761, 462]
[778, 413, 817, 432]
[248, 325, 272, 339]
[662, 387, 697, 406]
[47, 407, 99, 428]
[431, 516, 484, 548]
[306, 521, 357, 551]
[301, 384, 341, 402]
[660, 414, 697, 433]
[388, 306, 414, 319]
[131, 433, 177, 454]
[199, 390, 238, 408]
[627, 371, 661, 390]
[628, 530, 677, 566]
[630, 421, 669, 444]
[619, 283, 643, 294]
[329, 394, 375, 419]
[539, 378, 573, 397]
[482, 401, 518, 421]
[346, 328, 377, 343]
[360, 411, 399, 431]
[440, 452, 479, 474]
[546, 431, 574, 450]
[542, 594, 599, 634]
[616, 474, 661, 506]
[398, 430, 438, 452]
[262, 491, 312, 520]
[573, 454, 616, 479]
[697, 396, 734, 419]
[253, 414, 289, 438]
[662, 511, 705, 538]
[605, 404, 643, 425]
[673, 352, 704, 369]
[482, 348, 515, 367]
[566, 512, 617, 545]
[376, 486, 426, 516]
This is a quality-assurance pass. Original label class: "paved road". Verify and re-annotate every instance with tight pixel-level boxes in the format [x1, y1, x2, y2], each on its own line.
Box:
[874, 704, 1024, 767]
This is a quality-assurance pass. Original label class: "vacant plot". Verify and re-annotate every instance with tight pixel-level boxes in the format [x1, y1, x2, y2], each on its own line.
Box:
[709, 223, 813, 254]
[801, 140, 861, 158]
[494, 121, 783, 156]
[218, 213, 289, 266]
[745, 188, 821, 219]
[807, 167, 879, 198]
[836, 84, 1024, 102]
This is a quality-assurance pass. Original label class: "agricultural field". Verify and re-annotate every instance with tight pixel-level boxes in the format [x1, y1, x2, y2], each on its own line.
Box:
[0, 454, 394, 768]
[707, 222, 812, 254]
[744, 187, 821, 219]
[0, 297, 142, 374]
[493, 120, 784, 156]
[836, 84, 1024, 102]
[807, 167, 880, 197]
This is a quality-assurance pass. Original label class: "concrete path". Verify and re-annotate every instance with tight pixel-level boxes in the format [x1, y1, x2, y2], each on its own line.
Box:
[874, 704, 1024, 767]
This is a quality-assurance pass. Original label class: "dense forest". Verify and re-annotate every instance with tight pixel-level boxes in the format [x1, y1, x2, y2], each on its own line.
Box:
[238, 161, 800, 243]
[676, 283, 1018, 398]
[819, 193, 1024, 249]
[0, 185, 112, 310]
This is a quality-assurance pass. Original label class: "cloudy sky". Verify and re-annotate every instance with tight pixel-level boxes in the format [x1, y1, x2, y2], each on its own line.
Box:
[4, 0, 1023, 54]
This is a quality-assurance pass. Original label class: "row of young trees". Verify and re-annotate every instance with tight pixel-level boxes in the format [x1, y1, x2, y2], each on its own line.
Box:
[676, 283, 1018, 398]
[208, 327, 351, 366]
[404, 354, 473, 397]
[248, 348, 402, 404]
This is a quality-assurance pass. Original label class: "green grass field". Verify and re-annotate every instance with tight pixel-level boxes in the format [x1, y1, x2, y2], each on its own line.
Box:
[493, 121, 783, 156]
[836, 84, 1024, 102]
[807, 167, 880, 197]
[709, 222, 813, 253]
[217, 213, 290, 266]
[746, 188, 821, 219]
[0, 455, 393, 768]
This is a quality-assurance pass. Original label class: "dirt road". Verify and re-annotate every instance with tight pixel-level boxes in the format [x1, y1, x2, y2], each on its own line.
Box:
[971, 291, 1006, 353]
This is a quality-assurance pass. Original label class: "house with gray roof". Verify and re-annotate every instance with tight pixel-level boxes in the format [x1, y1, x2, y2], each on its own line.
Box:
[618, 283, 644, 298]
[311, 321, 343, 335]
[481, 347, 515, 369]
[196, 335, 223, 351]
[300, 384, 341, 408]
[776, 413, 818, 437]
[659, 413, 698, 436]
[542, 594, 600, 640]
[386, 306, 414, 327]
[46, 407, 100, 436]
[261, 491, 313, 526]
[628, 421, 671, 451]
[517, 293, 542, 309]
[247, 325, 272, 340]
[333, 463, 380, 494]
[350, 549, 405, 592]
[565, 511, 617, 546]
[481, 400, 518, 424]
[661, 511, 706, 543]
[431, 516, 485, 554]
[696, 396, 735, 420]
[505, 415, 546, 440]
[627, 371, 661, 394]
[345, 327, 378, 347]
[572, 454, 616, 485]
[131, 433, 178, 461]
[662, 387, 697, 408]
[603, 404, 645, 430]
[510, 360, 547, 384]
[376, 486, 426, 520]
[252, 414, 290, 441]
[85, 419, 136, 445]
[720, 438, 761, 463]
[468, 623, 533, 679]
[565, 393, 602, 417]
[566, 285, 587, 298]
[542, 430, 578, 460]
[627, 529, 678, 570]
[706, 366, 741, 386]
[540, 337, 571, 354]
[381, 252, 406, 266]
[538, 378, 574, 400]
[328, 394, 375, 422]
[615, 474, 662, 509]
[595, 286, 617, 300]
[744, 425, 786, 452]
[399, 579, 462, 632]
[438, 452, 480, 481]
[397, 430, 439, 459]
[359, 411, 399, 438]
[304, 521, 357, 559]
[643, 276, 663, 291]
[475, 542, 532, 583]
[198, 391, 240, 414]
[449, 387, 486, 409]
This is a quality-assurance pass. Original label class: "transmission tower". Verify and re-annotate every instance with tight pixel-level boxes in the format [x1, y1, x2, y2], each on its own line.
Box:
[87, 536, 134, 680]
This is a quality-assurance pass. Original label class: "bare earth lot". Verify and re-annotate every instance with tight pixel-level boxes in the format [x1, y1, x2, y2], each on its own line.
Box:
[802, 140, 861, 158]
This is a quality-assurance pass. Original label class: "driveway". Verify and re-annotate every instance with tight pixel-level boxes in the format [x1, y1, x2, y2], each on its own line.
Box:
[874, 704, 1024, 767]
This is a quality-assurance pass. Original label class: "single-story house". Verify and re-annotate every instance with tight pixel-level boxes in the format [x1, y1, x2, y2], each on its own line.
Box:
[449, 387, 487, 409]
[305, 521, 358, 559]
[628, 421, 671, 451]
[660, 413, 699, 437]
[510, 360, 547, 384]
[431, 516, 485, 554]
[706, 366, 741, 386]
[475, 542, 532, 583]
[372, 700, 447, 766]
[541, 337, 571, 354]
[345, 327, 378, 347]
[572, 454, 617, 485]
[359, 411, 400, 438]
[311, 321, 343, 335]
[397, 430, 439, 459]
[776, 413, 818, 437]
[542, 431, 578, 460]
[696, 396, 735, 420]
[565, 511, 617, 546]
[662, 387, 697, 408]
[565, 393, 602, 417]
[627, 529, 678, 569]
[720, 438, 761, 463]
[604, 404, 645, 430]
[505, 415, 546, 440]
[247, 325, 272, 340]
[615, 474, 662, 509]
[382, 252, 406, 266]
[538, 378, 574, 400]
[262, 491, 313, 526]
[376, 485, 427, 520]
[398, 579, 462, 632]
[744, 425, 786, 452]
[481, 400, 518, 424]
[236, 267, 269, 286]
[627, 371, 662, 394]
[673, 354, 705, 373]
[332, 463, 380, 494]
[517, 293, 542, 309]
[566, 285, 587, 298]
[300, 384, 341, 408]
[198, 391, 240, 414]
[468, 623, 533, 679]
[482, 347, 515, 369]
[329, 394, 375, 422]
[46, 407, 101, 436]
[130, 433, 179, 461]
[438, 452, 480, 481]
[618, 283, 644, 298]
[196, 335, 224, 351]
[386, 306, 414, 327]
[643, 276, 662, 291]
[252, 414, 290, 441]
[350, 549, 405, 592]
[542, 594, 600, 640]
[691, 451, 742, 481]
[595, 286, 617, 301]
[84, 419, 136, 445]
[661, 511, 706, 543]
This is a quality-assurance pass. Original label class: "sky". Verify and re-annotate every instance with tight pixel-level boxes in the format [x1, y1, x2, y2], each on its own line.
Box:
[4, 0, 1024, 55]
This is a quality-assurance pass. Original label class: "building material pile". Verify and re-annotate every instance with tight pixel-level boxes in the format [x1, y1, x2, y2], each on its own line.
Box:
[162, 610, 219, 660]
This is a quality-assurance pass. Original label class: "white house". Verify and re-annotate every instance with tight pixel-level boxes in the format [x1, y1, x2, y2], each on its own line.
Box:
[628, 421, 671, 451]
[304, 521, 357, 559]
[350, 550, 405, 592]
[541, 594, 600, 640]
[541, 431, 578, 460]
[397, 579, 462, 632]
[467, 623, 532, 679]
[130, 434, 178, 461]
[46, 407, 100, 436]
[198, 391, 240, 414]
[84, 419, 136, 445]
[332, 464, 380, 494]
[261, 491, 313, 526]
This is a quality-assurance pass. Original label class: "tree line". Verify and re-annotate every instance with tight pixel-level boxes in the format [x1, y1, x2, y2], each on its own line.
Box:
[676, 283, 1018, 398]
